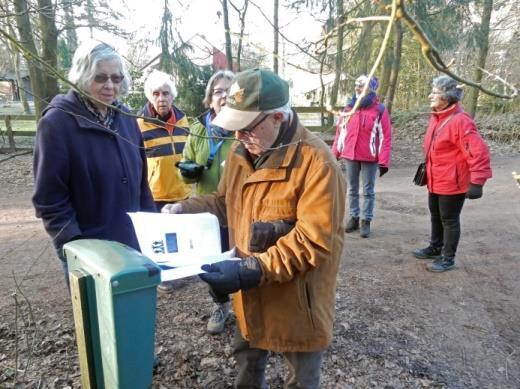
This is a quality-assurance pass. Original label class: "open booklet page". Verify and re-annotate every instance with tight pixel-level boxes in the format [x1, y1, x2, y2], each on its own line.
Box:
[128, 212, 236, 281]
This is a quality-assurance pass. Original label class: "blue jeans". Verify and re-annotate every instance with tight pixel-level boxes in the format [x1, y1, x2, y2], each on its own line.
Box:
[344, 159, 378, 221]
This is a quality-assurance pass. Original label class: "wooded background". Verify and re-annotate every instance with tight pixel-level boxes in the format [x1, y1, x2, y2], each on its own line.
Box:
[0, 0, 518, 120]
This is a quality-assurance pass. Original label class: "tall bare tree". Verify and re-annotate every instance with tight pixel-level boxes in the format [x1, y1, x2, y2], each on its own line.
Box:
[273, 0, 279, 74]
[37, 0, 59, 101]
[229, 0, 249, 71]
[329, 0, 344, 116]
[466, 0, 493, 117]
[385, 20, 403, 113]
[221, 0, 233, 70]
[13, 0, 46, 115]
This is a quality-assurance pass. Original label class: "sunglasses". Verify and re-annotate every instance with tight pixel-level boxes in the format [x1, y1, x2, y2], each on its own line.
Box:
[237, 114, 269, 136]
[93, 74, 124, 84]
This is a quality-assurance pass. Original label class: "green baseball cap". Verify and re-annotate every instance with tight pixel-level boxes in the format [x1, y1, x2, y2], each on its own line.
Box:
[212, 68, 289, 131]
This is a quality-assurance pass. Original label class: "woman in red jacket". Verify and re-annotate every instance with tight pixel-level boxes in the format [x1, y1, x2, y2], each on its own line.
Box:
[332, 75, 392, 238]
[413, 76, 492, 272]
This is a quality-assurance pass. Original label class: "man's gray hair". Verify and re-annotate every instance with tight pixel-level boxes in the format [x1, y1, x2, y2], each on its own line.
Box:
[203, 70, 235, 108]
[432, 75, 463, 104]
[144, 70, 177, 102]
[264, 103, 293, 122]
[68, 40, 131, 96]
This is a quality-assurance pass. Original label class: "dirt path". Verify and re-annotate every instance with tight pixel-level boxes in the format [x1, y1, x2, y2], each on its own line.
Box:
[0, 141, 519, 388]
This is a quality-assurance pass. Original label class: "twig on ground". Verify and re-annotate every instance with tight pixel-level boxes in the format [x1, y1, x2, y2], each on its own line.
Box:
[0, 150, 32, 163]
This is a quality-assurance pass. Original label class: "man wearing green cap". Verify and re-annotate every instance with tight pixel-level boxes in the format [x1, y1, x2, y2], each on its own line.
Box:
[162, 68, 346, 387]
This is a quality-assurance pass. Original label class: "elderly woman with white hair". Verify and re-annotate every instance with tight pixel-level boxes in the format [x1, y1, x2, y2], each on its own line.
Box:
[332, 74, 393, 238]
[137, 70, 191, 211]
[137, 70, 191, 294]
[32, 41, 155, 287]
[413, 75, 492, 272]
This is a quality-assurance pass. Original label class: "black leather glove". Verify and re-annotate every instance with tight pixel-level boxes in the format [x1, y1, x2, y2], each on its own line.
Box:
[199, 257, 262, 295]
[249, 220, 295, 253]
[379, 166, 388, 177]
[465, 183, 483, 199]
[175, 160, 204, 180]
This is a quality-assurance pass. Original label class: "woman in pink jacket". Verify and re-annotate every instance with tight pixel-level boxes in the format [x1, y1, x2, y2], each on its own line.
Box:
[413, 76, 492, 272]
[332, 75, 392, 238]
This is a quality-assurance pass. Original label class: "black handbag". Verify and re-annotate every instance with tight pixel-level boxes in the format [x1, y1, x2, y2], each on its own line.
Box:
[413, 113, 458, 187]
[413, 162, 427, 186]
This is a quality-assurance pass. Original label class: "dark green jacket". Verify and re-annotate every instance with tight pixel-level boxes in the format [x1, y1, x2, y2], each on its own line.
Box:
[181, 112, 235, 195]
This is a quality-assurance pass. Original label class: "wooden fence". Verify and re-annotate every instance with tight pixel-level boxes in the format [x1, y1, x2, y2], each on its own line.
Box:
[0, 107, 342, 151]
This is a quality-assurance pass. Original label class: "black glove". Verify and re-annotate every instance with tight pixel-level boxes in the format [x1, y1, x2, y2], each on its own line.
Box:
[465, 183, 483, 199]
[199, 257, 262, 295]
[379, 166, 388, 177]
[175, 160, 204, 180]
[249, 220, 295, 253]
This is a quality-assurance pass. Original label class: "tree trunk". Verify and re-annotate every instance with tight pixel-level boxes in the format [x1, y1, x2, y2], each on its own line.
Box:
[222, 0, 233, 70]
[328, 0, 344, 125]
[357, 23, 373, 74]
[13, 0, 46, 116]
[385, 20, 403, 114]
[466, 0, 493, 117]
[273, 0, 279, 74]
[14, 51, 31, 114]
[37, 0, 60, 103]
[236, 0, 249, 72]
[378, 23, 394, 101]
[6, 22, 31, 114]
[63, 0, 78, 53]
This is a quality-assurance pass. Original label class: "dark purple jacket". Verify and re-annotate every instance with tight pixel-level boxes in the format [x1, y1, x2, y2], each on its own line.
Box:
[32, 91, 155, 250]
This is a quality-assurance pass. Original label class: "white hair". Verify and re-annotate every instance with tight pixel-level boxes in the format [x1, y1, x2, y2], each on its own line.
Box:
[264, 103, 293, 122]
[68, 40, 131, 96]
[144, 70, 177, 102]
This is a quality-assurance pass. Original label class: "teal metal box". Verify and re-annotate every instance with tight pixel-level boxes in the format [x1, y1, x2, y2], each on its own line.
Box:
[64, 239, 161, 388]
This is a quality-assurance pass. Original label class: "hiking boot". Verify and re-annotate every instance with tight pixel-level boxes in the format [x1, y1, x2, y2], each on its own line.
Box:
[427, 257, 455, 273]
[206, 301, 231, 334]
[345, 217, 360, 233]
[360, 220, 370, 238]
[157, 281, 174, 294]
[413, 246, 442, 260]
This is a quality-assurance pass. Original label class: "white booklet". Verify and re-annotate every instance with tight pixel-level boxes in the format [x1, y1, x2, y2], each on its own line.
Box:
[128, 212, 236, 281]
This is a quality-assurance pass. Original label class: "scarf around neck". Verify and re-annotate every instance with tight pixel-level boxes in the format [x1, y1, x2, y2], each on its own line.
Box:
[347, 91, 377, 110]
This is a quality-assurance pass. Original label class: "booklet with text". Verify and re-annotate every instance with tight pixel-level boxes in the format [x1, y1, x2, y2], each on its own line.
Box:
[128, 212, 236, 281]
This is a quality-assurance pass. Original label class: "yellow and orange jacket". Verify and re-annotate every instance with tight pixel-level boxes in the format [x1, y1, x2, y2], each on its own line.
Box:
[179, 112, 346, 352]
[137, 103, 191, 202]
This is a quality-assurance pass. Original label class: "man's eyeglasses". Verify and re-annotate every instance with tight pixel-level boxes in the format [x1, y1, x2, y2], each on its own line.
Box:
[94, 74, 124, 84]
[213, 88, 230, 97]
[237, 114, 269, 136]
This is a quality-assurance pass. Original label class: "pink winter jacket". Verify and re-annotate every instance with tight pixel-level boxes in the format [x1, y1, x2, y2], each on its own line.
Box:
[331, 99, 392, 167]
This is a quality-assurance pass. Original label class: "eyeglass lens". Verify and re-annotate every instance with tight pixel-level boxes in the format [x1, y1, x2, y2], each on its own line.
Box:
[238, 115, 269, 135]
[94, 74, 124, 84]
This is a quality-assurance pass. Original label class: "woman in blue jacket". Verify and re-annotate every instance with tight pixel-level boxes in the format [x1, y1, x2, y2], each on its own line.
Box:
[32, 41, 155, 287]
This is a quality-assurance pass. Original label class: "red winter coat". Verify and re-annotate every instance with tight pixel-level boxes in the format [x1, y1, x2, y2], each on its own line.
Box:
[424, 103, 492, 195]
[331, 98, 392, 167]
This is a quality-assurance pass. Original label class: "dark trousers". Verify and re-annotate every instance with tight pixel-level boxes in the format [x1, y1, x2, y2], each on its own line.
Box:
[232, 329, 323, 388]
[428, 192, 466, 259]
